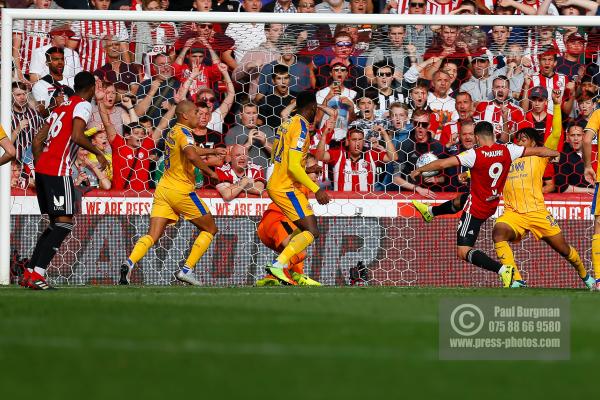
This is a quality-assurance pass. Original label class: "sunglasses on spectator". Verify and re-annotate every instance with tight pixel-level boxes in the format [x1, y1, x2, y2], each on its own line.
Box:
[332, 67, 348, 72]
[201, 97, 216, 103]
[377, 72, 393, 77]
[198, 23, 213, 29]
[335, 41, 353, 48]
[410, 2, 426, 7]
[412, 121, 429, 128]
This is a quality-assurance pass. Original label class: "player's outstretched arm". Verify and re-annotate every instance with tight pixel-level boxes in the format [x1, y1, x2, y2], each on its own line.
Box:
[0, 126, 16, 166]
[183, 145, 218, 181]
[410, 157, 459, 180]
[288, 150, 330, 205]
[522, 146, 560, 159]
[544, 92, 563, 151]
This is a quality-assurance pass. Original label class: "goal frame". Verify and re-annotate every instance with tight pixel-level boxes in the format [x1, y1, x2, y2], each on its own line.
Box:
[1, 7, 600, 284]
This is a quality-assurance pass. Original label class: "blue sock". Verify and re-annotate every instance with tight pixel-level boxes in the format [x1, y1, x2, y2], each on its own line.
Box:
[182, 266, 192, 275]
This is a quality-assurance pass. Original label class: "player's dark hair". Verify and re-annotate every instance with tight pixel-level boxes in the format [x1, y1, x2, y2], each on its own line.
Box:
[44, 46, 64, 62]
[474, 121, 495, 138]
[516, 127, 544, 146]
[295, 90, 317, 110]
[74, 71, 96, 93]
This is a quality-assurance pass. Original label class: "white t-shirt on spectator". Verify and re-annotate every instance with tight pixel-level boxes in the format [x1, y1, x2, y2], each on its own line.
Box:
[427, 92, 458, 122]
[29, 45, 82, 88]
[225, 23, 266, 62]
[316, 86, 358, 141]
[32, 76, 72, 107]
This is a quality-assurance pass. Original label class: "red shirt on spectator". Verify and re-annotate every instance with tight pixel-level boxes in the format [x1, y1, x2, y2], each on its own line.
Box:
[475, 101, 525, 140]
[110, 134, 154, 191]
[172, 62, 221, 102]
[437, 120, 462, 147]
[325, 148, 386, 192]
[216, 162, 265, 185]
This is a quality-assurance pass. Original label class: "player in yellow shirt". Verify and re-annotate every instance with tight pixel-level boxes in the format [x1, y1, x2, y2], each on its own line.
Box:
[265, 91, 331, 284]
[583, 106, 600, 290]
[119, 101, 224, 286]
[493, 90, 594, 289]
[0, 125, 16, 166]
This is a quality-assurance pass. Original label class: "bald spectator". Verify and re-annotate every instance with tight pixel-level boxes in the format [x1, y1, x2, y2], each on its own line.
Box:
[216, 144, 266, 201]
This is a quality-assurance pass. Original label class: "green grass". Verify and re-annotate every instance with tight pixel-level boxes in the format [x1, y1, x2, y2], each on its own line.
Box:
[0, 286, 597, 399]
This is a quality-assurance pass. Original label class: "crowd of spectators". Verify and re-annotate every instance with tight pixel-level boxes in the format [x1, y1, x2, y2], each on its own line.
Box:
[6, 0, 600, 200]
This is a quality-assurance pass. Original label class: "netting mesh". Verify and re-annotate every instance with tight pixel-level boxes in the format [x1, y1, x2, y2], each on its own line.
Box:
[6, 9, 600, 287]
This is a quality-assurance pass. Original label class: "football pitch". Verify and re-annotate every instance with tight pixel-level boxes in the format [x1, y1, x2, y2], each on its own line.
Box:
[0, 286, 597, 399]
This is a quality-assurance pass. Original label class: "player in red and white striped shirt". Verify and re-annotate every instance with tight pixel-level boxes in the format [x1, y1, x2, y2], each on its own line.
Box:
[215, 144, 266, 201]
[11, 0, 53, 82]
[70, 0, 130, 73]
[475, 76, 525, 142]
[26, 72, 110, 290]
[315, 127, 397, 192]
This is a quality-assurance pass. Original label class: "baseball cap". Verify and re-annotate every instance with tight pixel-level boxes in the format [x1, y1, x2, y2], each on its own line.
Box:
[529, 86, 548, 100]
[49, 23, 75, 37]
[566, 33, 586, 43]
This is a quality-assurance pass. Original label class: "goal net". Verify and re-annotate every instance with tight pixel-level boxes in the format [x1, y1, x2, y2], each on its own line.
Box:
[2, 9, 599, 287]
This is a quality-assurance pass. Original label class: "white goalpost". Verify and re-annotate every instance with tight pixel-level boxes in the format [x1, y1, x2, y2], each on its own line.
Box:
[1, 8, 600, 286]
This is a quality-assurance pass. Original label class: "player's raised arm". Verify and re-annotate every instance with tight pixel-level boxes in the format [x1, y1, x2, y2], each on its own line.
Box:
[583, 109, 600, 184]
[521, 145, 560, 159]
[287, 92, 330, 205]
[544, 90, 563, 151]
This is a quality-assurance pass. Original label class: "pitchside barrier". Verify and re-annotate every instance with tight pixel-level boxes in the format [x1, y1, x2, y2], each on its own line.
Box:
[9, 189, 595, 287]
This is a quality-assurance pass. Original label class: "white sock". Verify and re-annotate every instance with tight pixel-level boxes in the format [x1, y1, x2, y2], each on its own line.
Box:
[498, 265, 507, 275]
[428, 205, 433, 214]
[34, 267, 46, 277]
